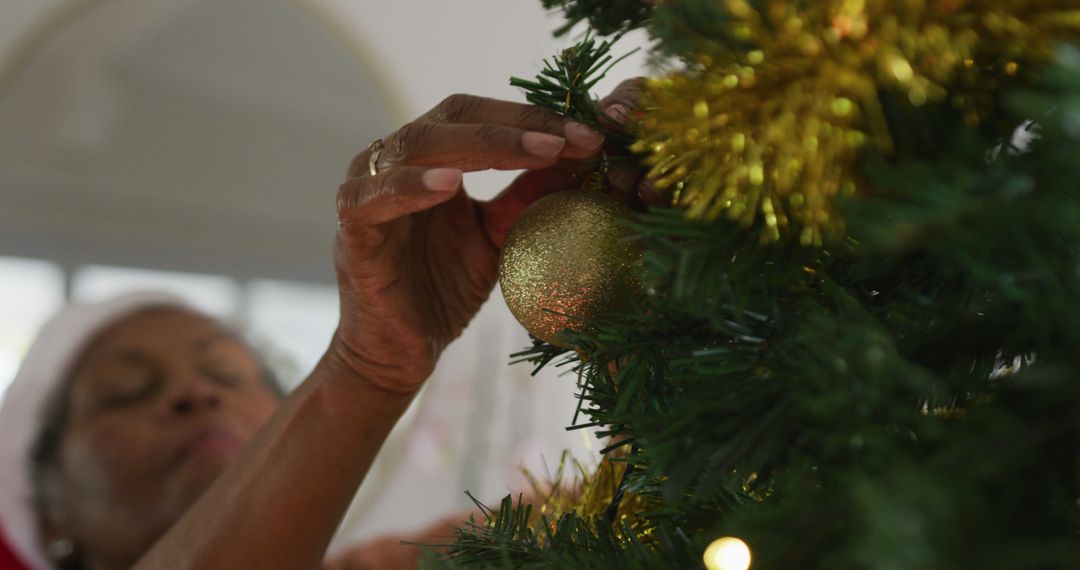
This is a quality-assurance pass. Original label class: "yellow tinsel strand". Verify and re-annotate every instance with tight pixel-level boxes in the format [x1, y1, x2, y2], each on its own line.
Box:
[633, 0, 1080, 245]
[521, 449, 652, 545]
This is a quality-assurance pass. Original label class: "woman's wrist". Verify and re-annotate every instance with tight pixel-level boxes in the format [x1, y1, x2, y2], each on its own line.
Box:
[322, 330, 429, 397]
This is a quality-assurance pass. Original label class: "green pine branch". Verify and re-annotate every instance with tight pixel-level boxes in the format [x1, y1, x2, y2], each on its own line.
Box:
[510, 31, 637, 149]
[540, 0, 654, 38]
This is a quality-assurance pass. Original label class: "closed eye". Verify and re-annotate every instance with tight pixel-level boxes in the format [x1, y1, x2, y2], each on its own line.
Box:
[201, 365, 244, 388]
[98, 375, 160, 409]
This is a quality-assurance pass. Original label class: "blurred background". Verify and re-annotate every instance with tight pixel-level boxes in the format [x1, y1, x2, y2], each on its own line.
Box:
[0, 0, 648, 554]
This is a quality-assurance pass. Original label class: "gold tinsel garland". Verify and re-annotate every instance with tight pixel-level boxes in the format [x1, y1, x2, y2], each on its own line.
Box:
[521, 449, 653, 544]
[633, 0, 1080, 245]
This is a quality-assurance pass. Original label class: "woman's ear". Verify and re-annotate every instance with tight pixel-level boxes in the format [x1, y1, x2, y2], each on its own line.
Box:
[37, 480, 79, 568]
[39, 522, 80, 569]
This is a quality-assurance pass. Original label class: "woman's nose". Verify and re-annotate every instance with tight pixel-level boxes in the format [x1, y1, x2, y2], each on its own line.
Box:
[166, 377, 222, 416]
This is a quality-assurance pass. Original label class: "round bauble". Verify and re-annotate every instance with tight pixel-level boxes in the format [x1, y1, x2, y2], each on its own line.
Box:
[499, 189, 643, 347]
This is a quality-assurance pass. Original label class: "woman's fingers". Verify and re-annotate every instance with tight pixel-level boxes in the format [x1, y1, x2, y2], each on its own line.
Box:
[599, 78, 644, 138]
[346, 122, 601, 180]
[597, 78, 666, 206]
[598, 77, 646, 123]
[608, 165, 644, 196]
[380, 123, 570, 171]
[480, 167, 580, 248]
[335, 167, 465, 292]
[344, 94, 608, 179]
[337, 166, 462, 229]
[420, 93, 605, 158]
[422, 94, 562, 130]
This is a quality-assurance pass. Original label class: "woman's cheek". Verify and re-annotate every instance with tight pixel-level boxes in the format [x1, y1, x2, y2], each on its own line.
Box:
[64, 416, 165, 495]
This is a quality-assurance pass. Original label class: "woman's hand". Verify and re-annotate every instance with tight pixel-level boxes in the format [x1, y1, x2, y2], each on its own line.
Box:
[597, 78, 662, 205]
[323, 535, 424, 570]
[133, 85, 645, 570]
[330, 94, 606, 393]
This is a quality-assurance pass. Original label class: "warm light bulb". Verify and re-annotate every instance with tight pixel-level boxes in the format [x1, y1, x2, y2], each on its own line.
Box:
[703, 537, 752, 570]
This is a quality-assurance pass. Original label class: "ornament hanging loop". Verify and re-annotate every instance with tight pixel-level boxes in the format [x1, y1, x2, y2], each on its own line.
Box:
[583, 150, 610, 193]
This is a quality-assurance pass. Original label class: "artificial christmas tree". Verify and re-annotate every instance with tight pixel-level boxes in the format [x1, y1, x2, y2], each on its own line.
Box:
[436, 2, 1080, 568]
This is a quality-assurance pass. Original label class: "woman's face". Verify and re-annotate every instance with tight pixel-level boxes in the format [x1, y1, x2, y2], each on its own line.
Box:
[45, 308, 280, 569]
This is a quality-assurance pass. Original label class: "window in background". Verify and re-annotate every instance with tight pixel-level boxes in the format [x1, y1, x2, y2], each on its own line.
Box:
[72, 265, 240, 319]
[0, 256, 66, 397]
[245, 279, 338, 390]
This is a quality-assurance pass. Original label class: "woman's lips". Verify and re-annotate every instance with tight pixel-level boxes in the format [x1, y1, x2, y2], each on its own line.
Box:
[183, 428, 243, 459]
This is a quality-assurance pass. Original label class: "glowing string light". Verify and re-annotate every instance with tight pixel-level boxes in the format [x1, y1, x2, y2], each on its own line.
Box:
[703, 537, 752, 570]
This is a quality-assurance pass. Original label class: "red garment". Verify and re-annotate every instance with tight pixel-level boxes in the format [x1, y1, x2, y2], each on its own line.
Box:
[0, 529, 30, 570]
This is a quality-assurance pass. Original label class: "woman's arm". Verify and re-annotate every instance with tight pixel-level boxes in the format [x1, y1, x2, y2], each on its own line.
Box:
[132, 93, 608, 570]
[133, 343, 417, 570]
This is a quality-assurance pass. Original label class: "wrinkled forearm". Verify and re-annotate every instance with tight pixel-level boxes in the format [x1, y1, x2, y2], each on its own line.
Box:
[133, 333, 419, 570]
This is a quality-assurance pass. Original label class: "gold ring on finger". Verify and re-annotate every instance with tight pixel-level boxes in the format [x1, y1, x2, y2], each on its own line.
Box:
[367, 138, 384, 176]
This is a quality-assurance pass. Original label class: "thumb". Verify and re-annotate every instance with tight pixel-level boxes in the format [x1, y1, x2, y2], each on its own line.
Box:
[479, 167, 579, 248]
[337, 167, 463, 229]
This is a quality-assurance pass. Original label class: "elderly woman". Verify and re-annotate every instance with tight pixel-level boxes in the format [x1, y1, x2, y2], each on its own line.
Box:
[0, 293, 283, 570]
[0, 85, 643, 570]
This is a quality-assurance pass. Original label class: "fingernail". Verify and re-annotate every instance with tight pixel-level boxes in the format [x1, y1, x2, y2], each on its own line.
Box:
[521, 131, 566, 158]
[639, 179, 663, 205]
[422, 168, 462, 191]
[564, 122, 604, 151]
[604, 104, 630, 125]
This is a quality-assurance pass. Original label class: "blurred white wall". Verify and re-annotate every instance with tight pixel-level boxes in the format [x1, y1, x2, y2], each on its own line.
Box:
[0, 0, 650, 555]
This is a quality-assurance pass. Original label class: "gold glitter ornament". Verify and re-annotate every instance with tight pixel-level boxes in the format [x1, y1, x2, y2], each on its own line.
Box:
[633, 0, 1080, 245]
[499, 189, 643, 347]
